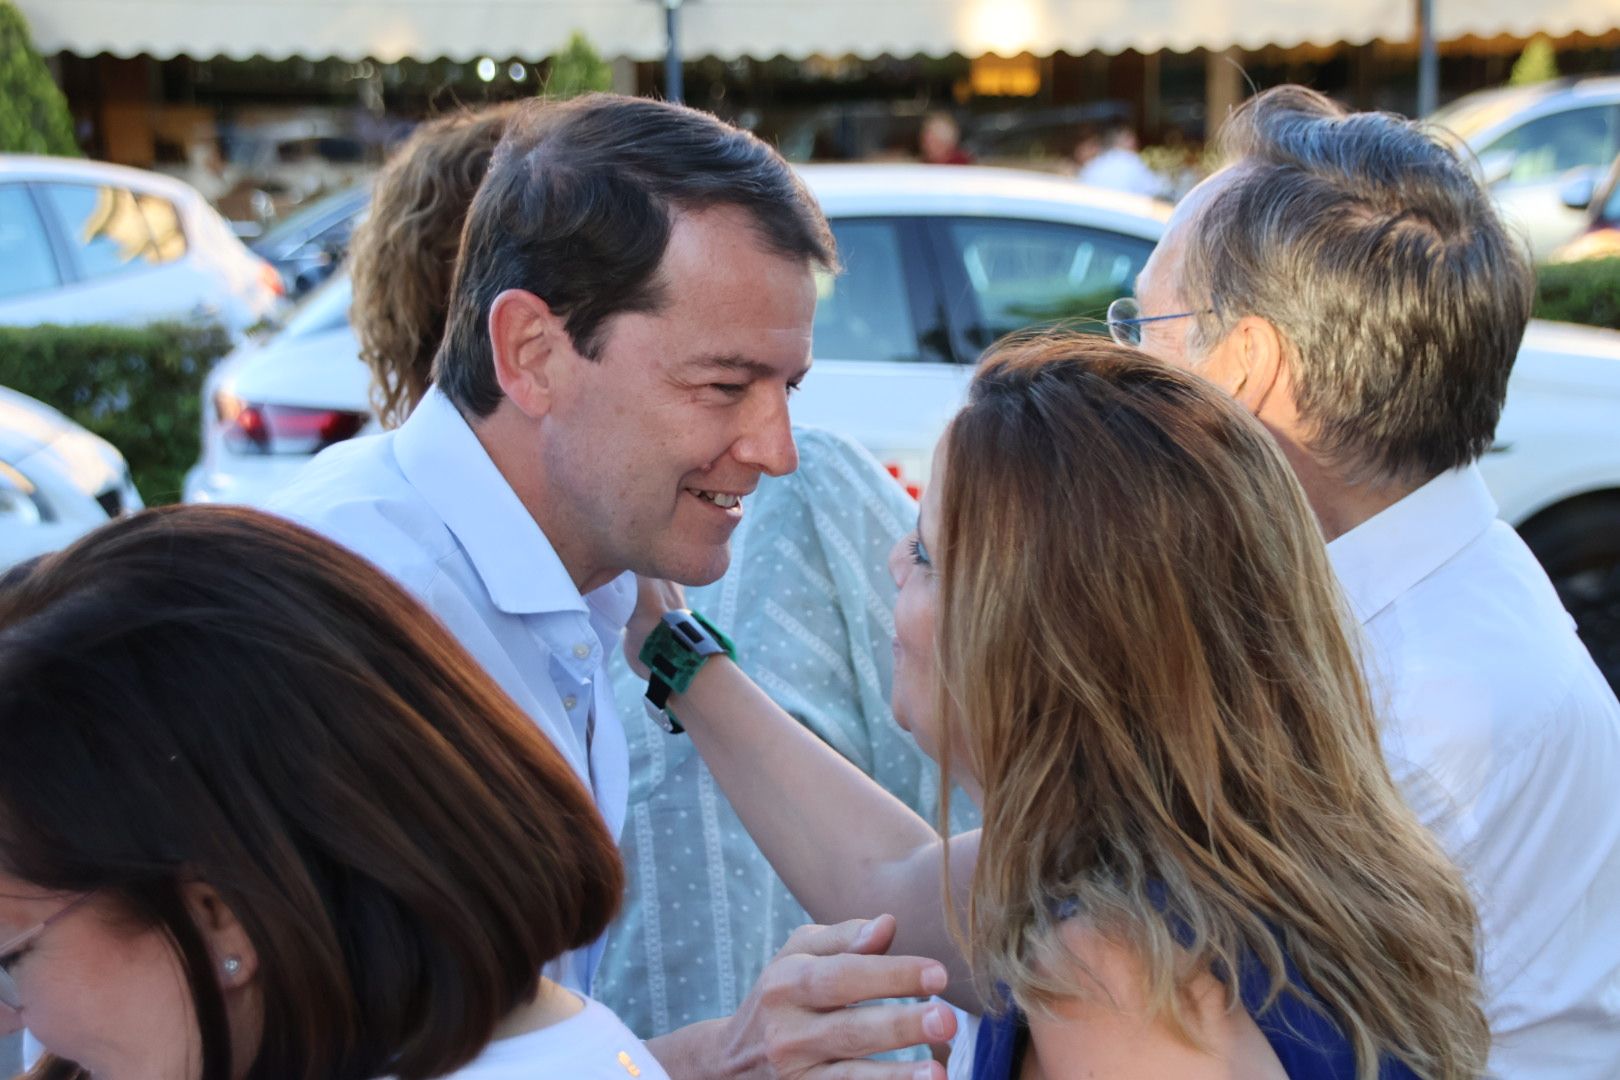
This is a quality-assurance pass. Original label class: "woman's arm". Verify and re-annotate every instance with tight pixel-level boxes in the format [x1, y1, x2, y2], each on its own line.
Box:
[668, 647, 981, 1008]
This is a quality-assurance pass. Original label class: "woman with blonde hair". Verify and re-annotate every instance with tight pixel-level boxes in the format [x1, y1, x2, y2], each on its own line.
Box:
[630, 332, 1489, 1078]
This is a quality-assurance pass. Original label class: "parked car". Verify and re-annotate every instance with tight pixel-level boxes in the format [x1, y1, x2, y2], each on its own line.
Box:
[1548, 150, 1620, 263]
[184, 164, 1620, 690]
[0, 385, 143, 571]
[1431, 76, 1620, 260]
[250, 182, 372, 297]
[0, 155, 285, 334]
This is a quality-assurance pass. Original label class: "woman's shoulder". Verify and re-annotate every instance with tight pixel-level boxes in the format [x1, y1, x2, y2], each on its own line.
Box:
[1016, 920, 1287, 1080]
[444, 996, 670, 1080]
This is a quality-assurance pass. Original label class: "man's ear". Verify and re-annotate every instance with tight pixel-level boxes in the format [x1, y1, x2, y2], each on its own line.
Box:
[1225, 314, 1287, 415]
[488, 289, 572, 419]
[179, 880, 258, 991]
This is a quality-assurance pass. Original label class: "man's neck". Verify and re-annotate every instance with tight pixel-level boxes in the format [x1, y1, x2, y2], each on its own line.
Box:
[1269, 430, 1416, 543]
[469, 405, 621, 595]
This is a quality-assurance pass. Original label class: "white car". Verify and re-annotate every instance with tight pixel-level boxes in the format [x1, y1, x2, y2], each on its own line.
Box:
[184, 164, 1620, 688]
[0, 155, 285, 334]
[0, 385, 143, 571]
[1431, 77, 1620, 260]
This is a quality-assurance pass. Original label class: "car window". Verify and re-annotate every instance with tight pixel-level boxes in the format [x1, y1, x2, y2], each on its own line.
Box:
[40, 183, 170, 281]
[1484, 106, 1620, 184]
[813, 219, 920, 362]
[280, 273, 353, 341]
[0, 186, 61, 300]
[943, 218, 1153, 341]
[135, 193, 188, 263]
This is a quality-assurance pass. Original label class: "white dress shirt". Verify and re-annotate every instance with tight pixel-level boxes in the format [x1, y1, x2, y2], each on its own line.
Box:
[435, 994, 670, 1080]
[267, 386, 635, 995]
[1329, 464, 1620, 1079]
[1076, 148, 1170, 199]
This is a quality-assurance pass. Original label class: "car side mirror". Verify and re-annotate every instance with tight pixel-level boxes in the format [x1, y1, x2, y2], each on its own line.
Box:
[1477, 149, 1517, 186]
[1560, 167, 1599, 211]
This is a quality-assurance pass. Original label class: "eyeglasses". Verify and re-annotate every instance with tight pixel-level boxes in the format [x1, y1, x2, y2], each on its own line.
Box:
[0, 894, 92, 1010]
[1105, 296, 1206, 348]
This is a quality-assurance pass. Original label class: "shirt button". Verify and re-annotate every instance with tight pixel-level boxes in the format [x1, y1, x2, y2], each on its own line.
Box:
[563, 695, 578, 711]
[573, 643, 591, 660]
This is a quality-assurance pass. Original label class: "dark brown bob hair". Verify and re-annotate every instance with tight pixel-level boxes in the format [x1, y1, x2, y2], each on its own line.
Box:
[0, 506, 623, 1080]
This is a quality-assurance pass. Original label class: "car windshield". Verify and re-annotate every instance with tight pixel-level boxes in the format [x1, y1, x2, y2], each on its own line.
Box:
[255, 186, 368, 251]
[1430, 89, 1545, 145]
[278, 272, 353, 342]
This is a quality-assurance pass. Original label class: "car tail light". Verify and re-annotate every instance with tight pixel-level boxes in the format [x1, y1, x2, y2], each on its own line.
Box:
[257, 258, 287, 298]
[217, 391, 366, 455]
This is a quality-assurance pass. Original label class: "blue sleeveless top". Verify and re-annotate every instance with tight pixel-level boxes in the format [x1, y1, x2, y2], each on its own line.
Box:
[969, 942, 1420, 1080]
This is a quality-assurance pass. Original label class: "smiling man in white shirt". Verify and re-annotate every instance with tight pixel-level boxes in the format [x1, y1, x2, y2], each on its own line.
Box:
[1127, 85, 1620, 1078]
[269, 94, 957, 1080]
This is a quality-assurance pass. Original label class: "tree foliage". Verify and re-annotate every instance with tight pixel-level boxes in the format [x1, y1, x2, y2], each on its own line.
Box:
[1535, 258, 1620, 332]
[0, 321, 232, 503]
[1509, 36, 1560, 88]
[543, 32, 614, 99]
[0, 0, 78, 155]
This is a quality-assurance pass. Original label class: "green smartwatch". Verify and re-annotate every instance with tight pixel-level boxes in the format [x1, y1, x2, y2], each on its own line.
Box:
[639, 608, 735, 734]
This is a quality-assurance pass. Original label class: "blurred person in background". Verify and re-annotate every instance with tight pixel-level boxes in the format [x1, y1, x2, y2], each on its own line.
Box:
[1124, 84, 1620, 1078]
[629, 334, 1490, 1079]
[919, 112, 974, 166]
[1070, 126, 1104, 175]
[271, 93, 958, 1078]
[347, 97, 978, 1052]
[0, 506, 655, 1079]
[1077, 121, 1170, 199]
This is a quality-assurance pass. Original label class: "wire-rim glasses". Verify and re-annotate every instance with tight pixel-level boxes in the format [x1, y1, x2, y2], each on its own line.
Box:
[0, 893, 93, 1010]
[1105, 296, 1207, 348]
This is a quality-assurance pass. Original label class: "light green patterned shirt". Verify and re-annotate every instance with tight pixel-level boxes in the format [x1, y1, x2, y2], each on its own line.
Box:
[596, 427, 980, 1038]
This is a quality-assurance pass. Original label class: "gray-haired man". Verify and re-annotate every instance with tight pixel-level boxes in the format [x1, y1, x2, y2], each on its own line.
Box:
[1126, 85, 1620, 1077]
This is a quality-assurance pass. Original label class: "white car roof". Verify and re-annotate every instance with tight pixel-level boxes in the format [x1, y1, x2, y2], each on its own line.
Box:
[0, 153, 206, 206]
[797, 163, 1171, 238]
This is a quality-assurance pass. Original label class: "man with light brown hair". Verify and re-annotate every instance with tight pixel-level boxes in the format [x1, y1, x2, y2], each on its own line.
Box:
[1121, 85, 1620, 1078]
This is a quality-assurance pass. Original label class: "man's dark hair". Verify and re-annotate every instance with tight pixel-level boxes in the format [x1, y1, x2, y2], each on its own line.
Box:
[434, 93, 836, 417]
[1180, 85, 1535, 485]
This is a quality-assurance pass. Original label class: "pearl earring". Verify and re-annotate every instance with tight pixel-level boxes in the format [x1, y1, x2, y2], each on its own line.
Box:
[222, 956, 242, 977]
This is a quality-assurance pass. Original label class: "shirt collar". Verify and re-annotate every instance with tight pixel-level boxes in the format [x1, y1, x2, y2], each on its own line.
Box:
[394, 387, 587, 618]
[1326, 464, 1499, 627]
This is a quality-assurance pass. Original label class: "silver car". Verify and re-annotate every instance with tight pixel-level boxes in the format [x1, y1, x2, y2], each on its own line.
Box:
[0, 155, 285, 334]
[1432, 76, 1620, 260]
[0, 385, 143, 571]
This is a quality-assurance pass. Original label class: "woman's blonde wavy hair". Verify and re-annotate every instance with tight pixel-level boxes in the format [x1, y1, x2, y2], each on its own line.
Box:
[348, 103, 520, 428]
[936, 333, 1487, 1079]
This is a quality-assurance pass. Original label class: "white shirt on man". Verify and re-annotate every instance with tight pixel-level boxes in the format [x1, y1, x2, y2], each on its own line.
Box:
[267, 385, 635, 996]
[1328, 464, 1620, 1079]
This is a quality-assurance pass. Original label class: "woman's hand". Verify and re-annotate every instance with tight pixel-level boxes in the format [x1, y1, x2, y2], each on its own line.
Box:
[625, 574, 687, 677]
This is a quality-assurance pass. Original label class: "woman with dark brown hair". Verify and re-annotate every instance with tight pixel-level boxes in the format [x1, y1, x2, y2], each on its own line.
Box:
[0, 505, 666, 1079]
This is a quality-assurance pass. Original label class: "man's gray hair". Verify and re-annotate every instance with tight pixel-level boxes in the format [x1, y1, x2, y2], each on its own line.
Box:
[1179, 86, 1534, 485]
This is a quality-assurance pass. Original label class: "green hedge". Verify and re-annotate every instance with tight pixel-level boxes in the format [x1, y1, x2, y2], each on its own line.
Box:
[0, 321, 233, 504]
[1534, 257, 1620, 332]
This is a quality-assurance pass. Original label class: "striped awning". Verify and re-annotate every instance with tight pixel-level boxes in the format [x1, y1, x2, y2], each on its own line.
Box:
[20, 0, 1620, 62]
